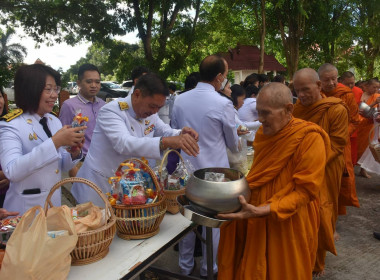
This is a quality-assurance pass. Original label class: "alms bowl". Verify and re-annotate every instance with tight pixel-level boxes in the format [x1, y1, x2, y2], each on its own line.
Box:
[185, 168, 251, 215]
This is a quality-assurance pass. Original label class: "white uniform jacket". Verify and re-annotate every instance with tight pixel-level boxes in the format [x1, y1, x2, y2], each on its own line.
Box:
[0, 112, 78, 215]
[171, 82, 239, 170]
[72, 95, 180, 206]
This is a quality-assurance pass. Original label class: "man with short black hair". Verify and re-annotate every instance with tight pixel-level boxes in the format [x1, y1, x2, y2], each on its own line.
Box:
[72, 72, 199, 206]
[129, 66, 149, 95]
[172, 54, 239, 278]
[59, 63, 105, 177]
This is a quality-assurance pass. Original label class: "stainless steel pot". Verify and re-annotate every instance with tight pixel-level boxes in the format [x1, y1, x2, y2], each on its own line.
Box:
[359, 101, 377, 119]
[185, 168, 251, 215]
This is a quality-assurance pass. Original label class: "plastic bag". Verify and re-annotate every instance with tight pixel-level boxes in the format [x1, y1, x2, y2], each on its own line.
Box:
[0, 205, 78, 280]
[71, 202, 105, 233]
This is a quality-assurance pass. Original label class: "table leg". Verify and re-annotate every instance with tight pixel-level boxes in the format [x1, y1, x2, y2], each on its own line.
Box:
[205, 227, 213, 280]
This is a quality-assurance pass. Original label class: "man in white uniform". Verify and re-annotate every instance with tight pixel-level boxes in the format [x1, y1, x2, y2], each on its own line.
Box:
[171, 55, 239, 278]
[72, 73, 199, 206]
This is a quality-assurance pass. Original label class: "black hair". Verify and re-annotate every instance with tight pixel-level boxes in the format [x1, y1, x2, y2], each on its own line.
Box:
[131, 66, 149, 82]
[184, 72, 201, 91]
[258, 74, 269, 83]
[243, 73, 259, 89]
[15, 64, 61, 113]
[230, 84, 246, 108]
[0, 88, 7, 117]
[273, 75, 285, 83]
[245, 85, 259, 98]
[168, 83, 177, 92]
[78, 63, 100, 81]
[199, 55, 226, 82]
[135, 72, 169, 97]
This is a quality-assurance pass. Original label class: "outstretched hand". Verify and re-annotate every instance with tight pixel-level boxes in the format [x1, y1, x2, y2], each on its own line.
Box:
[216, 195, 271, 220]
[0, 208, 19, 219]
[181, 127, 199, 141]
[163, 133, 199, 156]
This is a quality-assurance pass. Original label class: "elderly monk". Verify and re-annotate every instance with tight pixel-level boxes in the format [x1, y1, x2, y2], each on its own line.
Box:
[340, 71, 363, 166]
[356, 79, 380, 178]
[318, 63, 360, 216]
[293, 68, 349, 276]
[217, 83, 330, 280]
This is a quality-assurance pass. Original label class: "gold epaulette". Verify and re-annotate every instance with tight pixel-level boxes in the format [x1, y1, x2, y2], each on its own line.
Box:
[118, 101, 129, 111]
[49, 111, 57, 117]
[0, 109, 23, 122]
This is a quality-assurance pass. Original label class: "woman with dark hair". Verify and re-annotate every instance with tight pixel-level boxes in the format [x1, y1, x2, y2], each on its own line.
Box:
[226, 85, 257, 173]
[0, 64, 86, 214]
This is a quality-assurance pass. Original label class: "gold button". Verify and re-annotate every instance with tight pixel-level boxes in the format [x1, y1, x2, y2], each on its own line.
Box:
[55, 169, 59, 174]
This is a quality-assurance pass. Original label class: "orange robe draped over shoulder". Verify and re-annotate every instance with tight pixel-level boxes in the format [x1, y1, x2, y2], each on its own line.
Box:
[293, 96, 349, 271]
[322, 85, 360, 214]
[357, 93, 380, 160]
[218, 118, 330, 280]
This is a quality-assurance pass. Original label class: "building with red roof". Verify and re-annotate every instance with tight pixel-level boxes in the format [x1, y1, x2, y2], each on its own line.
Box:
[220, 45, 286, 84]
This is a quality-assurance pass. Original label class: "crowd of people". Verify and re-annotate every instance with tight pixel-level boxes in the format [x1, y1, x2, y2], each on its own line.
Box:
[0, 54, 379, 279]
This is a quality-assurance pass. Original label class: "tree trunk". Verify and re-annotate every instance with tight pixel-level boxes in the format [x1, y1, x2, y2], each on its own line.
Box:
[258, 0, 266, 74]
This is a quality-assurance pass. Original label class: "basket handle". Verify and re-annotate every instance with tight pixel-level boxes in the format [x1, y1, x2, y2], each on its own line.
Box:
[116, 158, 163, 194]
[159, 149, 185, 177]
[43, 177, 115, 221]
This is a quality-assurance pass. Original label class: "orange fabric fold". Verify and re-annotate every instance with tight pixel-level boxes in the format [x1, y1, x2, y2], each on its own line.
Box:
[322, 85, 360, 213]
[293, 96, 349, 271]
[218, 118, 330, 280]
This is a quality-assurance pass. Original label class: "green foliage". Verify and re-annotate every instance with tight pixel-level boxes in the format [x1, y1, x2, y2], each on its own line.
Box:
[0, 27, 27, 88]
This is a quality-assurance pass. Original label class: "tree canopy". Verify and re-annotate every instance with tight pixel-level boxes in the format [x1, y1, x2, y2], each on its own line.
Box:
[1, 0, 379, 83]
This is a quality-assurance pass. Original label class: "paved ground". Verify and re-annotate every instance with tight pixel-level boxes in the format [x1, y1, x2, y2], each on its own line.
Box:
[62, 166, 380, 279]
[138, 166, 380, 280]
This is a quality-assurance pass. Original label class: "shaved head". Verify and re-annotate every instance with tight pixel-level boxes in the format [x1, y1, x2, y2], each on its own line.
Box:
[318, 63, 338, 93]
[293, 68, 322, 106]
[257, 82, 293, 108]
[256, 83, 294, 135]
[318, 63, 338, 77]
[341, 71, 356, 89]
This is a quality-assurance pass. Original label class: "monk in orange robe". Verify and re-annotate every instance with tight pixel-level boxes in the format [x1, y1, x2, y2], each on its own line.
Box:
[340, 71, 363, 165]
[218, 83, 330, 280]
[356, 79, 380, 178]
[318, 63, 360, 216]
[293, 68, 349, 276]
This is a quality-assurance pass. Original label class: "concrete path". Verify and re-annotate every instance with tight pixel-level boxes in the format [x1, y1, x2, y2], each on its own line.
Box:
[139, 166, 380, 279]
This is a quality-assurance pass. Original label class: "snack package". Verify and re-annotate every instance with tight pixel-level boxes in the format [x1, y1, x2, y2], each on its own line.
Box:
[68, 109, 89, 152]
[47, 230, 69, 238]
[164, 160, 195, 190]
[204, 172, 225, 182]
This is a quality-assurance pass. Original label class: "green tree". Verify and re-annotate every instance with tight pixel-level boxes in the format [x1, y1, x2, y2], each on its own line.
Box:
[1, 0, 202, 77]
[0, 27, 27, 88]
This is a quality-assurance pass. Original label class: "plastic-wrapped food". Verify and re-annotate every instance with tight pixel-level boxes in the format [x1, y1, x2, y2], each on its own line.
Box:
[68, 109, 88, 152]
[204, 172, 225, 182]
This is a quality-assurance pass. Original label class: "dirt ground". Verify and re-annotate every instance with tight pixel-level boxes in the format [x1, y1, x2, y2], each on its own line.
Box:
[137, 166, 380, 280]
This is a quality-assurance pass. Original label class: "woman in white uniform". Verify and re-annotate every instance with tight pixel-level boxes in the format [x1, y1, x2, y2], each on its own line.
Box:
[0, 64, 85, 215]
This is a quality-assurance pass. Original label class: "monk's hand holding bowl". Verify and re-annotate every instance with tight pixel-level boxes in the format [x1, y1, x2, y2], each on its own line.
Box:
[217, 195, 271, 220]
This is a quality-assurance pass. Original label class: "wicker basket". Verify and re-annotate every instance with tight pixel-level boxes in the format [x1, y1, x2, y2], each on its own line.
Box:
[369, 125, 380, 163]
[44, 177, 116, 266]
[112, 158, 167, 240]
[159, 149, 186, 214]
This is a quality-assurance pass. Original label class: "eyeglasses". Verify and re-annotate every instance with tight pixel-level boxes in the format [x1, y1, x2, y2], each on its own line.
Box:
[44, 86, 61, 96]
